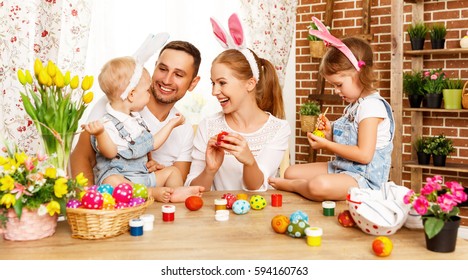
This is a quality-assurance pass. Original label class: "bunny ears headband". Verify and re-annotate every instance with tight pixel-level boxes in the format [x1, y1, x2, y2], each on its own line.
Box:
[120, 32, 170, 100]
[210, 13, 260, 81]
[308, 17, 365, 71]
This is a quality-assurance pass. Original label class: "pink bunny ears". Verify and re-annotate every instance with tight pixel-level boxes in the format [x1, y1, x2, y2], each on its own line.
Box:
[120, 32, 169, 100]
[308, 17, 364, 71]
[210, 13, 260, 81]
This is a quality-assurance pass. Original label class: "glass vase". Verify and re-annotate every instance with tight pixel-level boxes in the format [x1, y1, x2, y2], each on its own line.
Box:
[39, 131, 75, 174]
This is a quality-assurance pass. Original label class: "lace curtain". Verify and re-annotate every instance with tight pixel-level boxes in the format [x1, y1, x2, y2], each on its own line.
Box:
[240, 0, 297, 87]
[0, 0, 92, 155]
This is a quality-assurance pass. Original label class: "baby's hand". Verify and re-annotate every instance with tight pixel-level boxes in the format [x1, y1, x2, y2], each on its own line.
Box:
[81, 120, 104, 136]
[169, 113, 185, 127]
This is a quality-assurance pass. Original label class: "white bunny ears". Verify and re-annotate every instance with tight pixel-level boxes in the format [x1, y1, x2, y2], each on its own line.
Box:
[120, 32, 170, 100]
[308, 17, 364, 71]
[210, 13, 260, 81]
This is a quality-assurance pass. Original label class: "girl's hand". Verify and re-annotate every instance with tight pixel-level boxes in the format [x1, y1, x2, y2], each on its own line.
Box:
[307, 131, 330, 150]
[168, 113, 185, 128]
[205, 135, 225, 173]
[81, 120, 104, 136]
[317, 114, 332, 140]
[217, 132, 255, 166]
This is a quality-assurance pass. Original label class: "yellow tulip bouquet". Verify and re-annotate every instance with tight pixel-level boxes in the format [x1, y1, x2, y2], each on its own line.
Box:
[17, 59, 94, 172]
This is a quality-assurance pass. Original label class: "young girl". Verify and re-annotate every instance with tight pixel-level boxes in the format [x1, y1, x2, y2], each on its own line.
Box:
[184, 13, 290, 191]
[83, 55, 203, 203]
[269, 19, 394, 201]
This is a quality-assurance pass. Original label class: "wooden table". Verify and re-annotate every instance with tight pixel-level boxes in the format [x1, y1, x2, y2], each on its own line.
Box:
[1, 190, 467, 260]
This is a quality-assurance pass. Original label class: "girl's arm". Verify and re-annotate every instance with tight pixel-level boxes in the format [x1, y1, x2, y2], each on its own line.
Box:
[82, 121, 117, 159]
[310, 117, 382, 164]
[152, 114, 185, 150]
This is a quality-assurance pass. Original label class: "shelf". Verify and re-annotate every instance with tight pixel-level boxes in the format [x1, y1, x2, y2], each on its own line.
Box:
[403, 108, 468, 113]
[403, 161, 468, 173]
[404, 48, 468, 57]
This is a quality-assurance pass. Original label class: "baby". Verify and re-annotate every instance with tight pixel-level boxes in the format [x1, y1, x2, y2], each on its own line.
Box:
[82, 55, 202, 202]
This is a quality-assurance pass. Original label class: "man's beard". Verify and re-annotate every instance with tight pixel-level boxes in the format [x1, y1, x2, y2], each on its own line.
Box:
[151, 84, 182, 104]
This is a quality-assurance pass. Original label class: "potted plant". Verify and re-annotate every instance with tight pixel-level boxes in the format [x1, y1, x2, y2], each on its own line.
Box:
[426, 134, 454, 166]
[299, 101, 321, 133]
[403, 175, 467, 252]
[442, 78, 463, 109]
[403, 70, 425, 108]
[307, 21, 329, 58]
[429, 23, 447, 49]
[414, 136, 431, 165]
[0, 142, 87, 241]
[422, 68, 446, 108]
[407, 21, 428, 50]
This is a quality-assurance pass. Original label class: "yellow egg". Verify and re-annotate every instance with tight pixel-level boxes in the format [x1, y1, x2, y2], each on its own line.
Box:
[312, 129, 325, 138]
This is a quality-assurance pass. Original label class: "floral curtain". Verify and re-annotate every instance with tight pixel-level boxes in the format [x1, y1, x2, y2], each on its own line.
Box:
[239, 0, 297, 87]
[0, 0, 92, 155]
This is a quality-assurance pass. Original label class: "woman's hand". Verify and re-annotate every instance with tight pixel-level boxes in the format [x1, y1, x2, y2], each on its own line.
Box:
[217, 132, 255, 166]
[205, 135, 225, 173]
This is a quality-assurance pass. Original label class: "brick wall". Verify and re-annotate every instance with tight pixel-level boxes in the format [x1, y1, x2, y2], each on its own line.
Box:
[295, 0, 468, 187]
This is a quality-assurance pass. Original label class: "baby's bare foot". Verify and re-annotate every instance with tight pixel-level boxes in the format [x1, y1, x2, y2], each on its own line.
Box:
[150, 187, 174, 203]
[170, 186, 205, 203]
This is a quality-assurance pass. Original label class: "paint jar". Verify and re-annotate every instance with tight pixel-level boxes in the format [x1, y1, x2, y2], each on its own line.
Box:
[305, 227, 323, 247]
[215, 210, 230, 221]
[214, 198, 227, 211]
[129, 218, 144, 236]
[322, 201, 336, 216]
[139, 214, 155, 231]
[271, 193, 283, 207]
[236, 193, 248, 201]
[162, 205, 176, 222]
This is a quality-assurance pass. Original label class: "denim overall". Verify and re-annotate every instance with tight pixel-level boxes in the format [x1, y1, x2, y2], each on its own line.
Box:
[328, 94, 394, 190]
[92, 113, 156, 187]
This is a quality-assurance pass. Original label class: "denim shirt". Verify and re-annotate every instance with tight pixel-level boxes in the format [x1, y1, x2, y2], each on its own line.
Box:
[329, 94, 395, 190]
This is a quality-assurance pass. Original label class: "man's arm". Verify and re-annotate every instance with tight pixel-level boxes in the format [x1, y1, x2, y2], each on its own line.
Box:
[70, 131, 96, 186]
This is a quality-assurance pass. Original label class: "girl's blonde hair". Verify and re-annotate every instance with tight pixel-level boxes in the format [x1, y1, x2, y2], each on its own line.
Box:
[98, 56, 136, 100]
[320, 37, 377, 92]
[212, 49, 285, 119]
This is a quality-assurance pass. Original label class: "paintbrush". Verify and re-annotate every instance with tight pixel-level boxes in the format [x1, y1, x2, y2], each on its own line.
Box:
[315, 107, 329, 130]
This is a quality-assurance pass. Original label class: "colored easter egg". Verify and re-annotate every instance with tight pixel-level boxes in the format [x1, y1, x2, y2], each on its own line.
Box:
[66, 199, 82, 209]
[115, 202, 129, 209]
[287, 219, 310, 238]
[232, 199, 251, 215]
[129, 197, 146, 207]
[222, 193, 237, 209]
[85, 185, 99, 192]
[249, 195, 267, 210]
[97, 184, 114, 195]
[133, 183, 148, 199]
[113, 183, 133, 203]
[82, 190, 104, 209]
[271, 215, 290, 234]
[290, 210, 309, 223]
[185, 196, 204, 211]
[102, 193, 116, 209]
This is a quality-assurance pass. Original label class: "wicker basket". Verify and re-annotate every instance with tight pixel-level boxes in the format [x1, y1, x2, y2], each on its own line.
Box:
[66, 197, 154, 240]
[462, 81, 468, 109]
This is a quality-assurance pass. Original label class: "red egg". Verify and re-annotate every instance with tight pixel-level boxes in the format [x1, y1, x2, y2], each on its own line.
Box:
[185, 196, 204, 211]
[113, 183, 133, 203]
[82, 191, 104, 209]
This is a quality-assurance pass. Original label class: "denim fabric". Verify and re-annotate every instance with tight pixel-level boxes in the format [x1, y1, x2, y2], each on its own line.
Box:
[328, 95, 394, 190]
[92, 113, 156, 187]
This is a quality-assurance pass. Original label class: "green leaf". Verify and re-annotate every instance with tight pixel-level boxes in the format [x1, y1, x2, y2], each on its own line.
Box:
[424, 217, 445, 239]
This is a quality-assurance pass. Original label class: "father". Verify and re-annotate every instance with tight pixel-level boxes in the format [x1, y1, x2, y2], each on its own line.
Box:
[71, 40, 202, 200]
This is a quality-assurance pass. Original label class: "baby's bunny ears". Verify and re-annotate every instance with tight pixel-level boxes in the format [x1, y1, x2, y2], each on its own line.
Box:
[308, 17, 363, 72]
[210, 13, 260, 81]
[120, 32, 170, 100]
